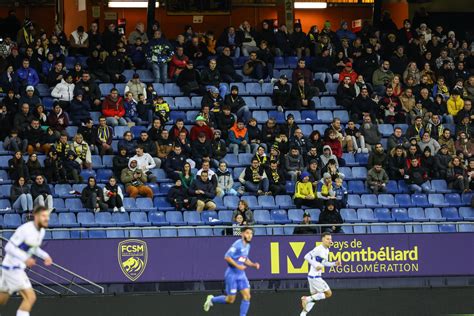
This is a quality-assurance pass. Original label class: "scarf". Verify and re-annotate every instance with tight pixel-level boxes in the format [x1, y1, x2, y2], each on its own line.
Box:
[97, 126, 111, 143]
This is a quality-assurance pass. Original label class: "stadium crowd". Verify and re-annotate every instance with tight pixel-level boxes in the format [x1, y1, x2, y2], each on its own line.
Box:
[0, 10, 473, 234]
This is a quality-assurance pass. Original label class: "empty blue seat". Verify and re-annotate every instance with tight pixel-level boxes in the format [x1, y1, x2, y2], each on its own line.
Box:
[441, 207, 462, 221]
[459, 207, 474, 220]
[58, 213, 79, 227]
[65, 198, 86, 212]
[148, 211, 168, 226]
[428, 194, 449, 207]
[425, 208, 445, 221]
[354, 153, 369, 166]
[52, 231, 71, 239]
[253, 110, 269, 123]
[347, 195, 364, 208]
[154, 197, 174, 211]
[136, 70, 154, 83]
[0, 199, 11, 211]
[160, 228, 178, 237]
[165, 211, 186, 226]
[340, 208, 360, 222]
[341, 226, 354, 234]
[288, 209, 304, 223]
[376, 195, 396, 208]
[270, 209, 290, 224]
[462, 193, 474, 205]
[388, 225, 405, 233]
[431, 180, 452, 193]
[317, 110, 333, 123]
[201, 210, 219, 224]
[378, 124, 394, 137]
[55, 184, 73, 198]
[459, 224, 474, 232]
[246, 83, 262, 95]
[0, 185, 10, 198]
[374, 208, 395, 222]
[320, 97, 337, 109]
[408, 208, 428, 221]
[339, 167, 353, 180]
[77, 213, 98, 227]
[395, 194, 411, 208]
[223, 154, 239, 167]
[325, 83, 338, 95]
[256, 96, 273, 109]
[130, 212, 151, 226]
[392, 208, 411, 222]
[112, 212, 133, 226]
[195, 228, 214, 236]
[89, 230, 106, 238]
[268, 110, 285, 123]
[142, 229, 160, 237]
[412, 194, 431, 207]
[386, 181, 399, 194]
[150, 169, 171, 183]
[361, 194, 381, 208]
[183, 211, 203, 225]
[352, 167, 367, 180]
[422, 224, 439, 233]
[243, 97, 257, 109]
[342, 153, 358, 167]
[275, 195, 294, 208]
[175, 97, 192, 109]
[178, 228, 196, 237]
[357, 208, 377, 222]
[370, 225, 388, 234]
[80, 169, 96, 180]
[445, 193, 463, 207]
[305, 209, 320, 221]
[348, 181, 368, 194]
[438, 224, 456, 233]
[95, 212, 114, 226]
[353, 225, 367, 234]
[224, 196, 240, 209]
[123, 198, 138, 211]
[99, 83, 114, 96]
[258, 196, 276, 208]
[107, 229, 126, 238]
[241, 196, 260, 210]
[333, 110, 349, 123]
[136, 198, 155, 211]
[254, 210, 274, 224]
[218, 210, 233, 224]
[4, 214, 21, 228]
[96, 169, 113, 182]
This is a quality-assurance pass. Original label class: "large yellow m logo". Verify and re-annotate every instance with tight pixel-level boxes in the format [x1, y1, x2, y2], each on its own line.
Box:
[270, 241, 321, 274]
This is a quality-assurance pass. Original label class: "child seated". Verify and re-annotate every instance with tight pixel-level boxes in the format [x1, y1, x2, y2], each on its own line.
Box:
[153, 95, 170, 123]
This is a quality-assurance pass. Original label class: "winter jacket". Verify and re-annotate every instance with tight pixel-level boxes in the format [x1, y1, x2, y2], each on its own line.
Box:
[10, 184, 31, 203]
[15, 67, 39, 89]
[319, 145, 339, 168]
[231, 209, 255, 225]
[191, 139, 213, 160]
[294, 181, 315, 199]
[360, 123, 381, 145]
[69, 98, 91, 123]
[404, 165, 429, 185]
[164, 151, 186, 175]
[81, 185, 104, 205]
[103, 184, 124, 202]
[30, 183, 52, 199]
[102, 95, 125, 118]
[217, 168, 234, 191]
[47, 108, 69, 132]
[74, 80, 101, 103]
[284, 153, 304, 172]
[120, 162, 147, 188]
[190, 124, 213, 142]
[367, 151, 388, 169]
[51, 79, 75, 102]
[239, 166, 267, 184]
[319, 208, 343, 230]
[367, 168, 389, 186]
[188, 177, 216, 200]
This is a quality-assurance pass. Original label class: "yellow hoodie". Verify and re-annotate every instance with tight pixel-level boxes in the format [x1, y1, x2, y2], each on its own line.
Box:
[447, 96, 464, 116]
[294, 181, 315, 199]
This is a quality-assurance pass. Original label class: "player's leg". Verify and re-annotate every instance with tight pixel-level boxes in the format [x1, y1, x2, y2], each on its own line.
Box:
[17, 288, 36, 315]
[301, 279, 331, 315]
[0, 292, 10, 305]
[239, 288, 251, 316]
[203, 274, 236, 311]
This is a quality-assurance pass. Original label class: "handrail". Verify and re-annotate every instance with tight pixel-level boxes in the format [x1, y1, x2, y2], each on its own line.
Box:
[0, 236, 105, 294]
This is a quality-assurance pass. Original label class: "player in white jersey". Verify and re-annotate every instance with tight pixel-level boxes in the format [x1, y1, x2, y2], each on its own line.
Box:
[0, 206, 53, 316]
[300, 232, 341, 316]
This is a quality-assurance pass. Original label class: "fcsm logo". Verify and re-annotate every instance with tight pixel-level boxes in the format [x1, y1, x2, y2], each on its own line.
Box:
[118, 239, 148, 281]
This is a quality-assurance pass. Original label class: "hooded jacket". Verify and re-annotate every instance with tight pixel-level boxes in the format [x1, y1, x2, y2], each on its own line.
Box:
[319, 145, 339, 168]
[51, 79, 75, 102]
[47, 108, 70, 132]
[69, 96, 91, 123]
[120, 160, 148, 188]
[103, 183, 124, 202]
[216, 168, 234, 191]
[102, 95, 125, 118]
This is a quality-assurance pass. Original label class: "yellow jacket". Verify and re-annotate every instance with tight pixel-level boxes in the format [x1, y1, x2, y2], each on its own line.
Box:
[294, 181, 315, 199]
[447, 96, 464, 116]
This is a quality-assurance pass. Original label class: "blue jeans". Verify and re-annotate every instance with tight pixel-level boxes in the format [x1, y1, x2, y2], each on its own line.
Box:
[151, 63, 168, 83]
[244, 179, 269, 193]
[13, 194, 33, 212]
[443, 114, 454, 125]
[229, 143, 251, 155]
[106, 117, 127, 126]
[125, 117, 143, 125]
[6, 139, 28, 153]
[237, 105, 252, 123]
[206, 84, 227, 99]
[409, 181, 433, 193]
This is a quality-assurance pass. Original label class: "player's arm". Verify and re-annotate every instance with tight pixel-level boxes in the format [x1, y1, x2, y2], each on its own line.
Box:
[225, 256, 246, 271]
[32, 247, 53, 266]
[304, 251, 324, 270]
[4, 229, 35, 267]
[244, 258, 260, 270]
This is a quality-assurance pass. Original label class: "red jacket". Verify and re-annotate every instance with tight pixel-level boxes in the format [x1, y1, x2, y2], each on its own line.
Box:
[324, 138, 343, 158]
[102, 95, 125, 118]
[339, 69, 358, 84]
[168, 55, 189, 79]
[190, 124, 213, 142]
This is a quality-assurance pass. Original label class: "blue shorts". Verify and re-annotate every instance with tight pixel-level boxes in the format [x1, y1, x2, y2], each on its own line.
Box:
[224, 270, 250, 295]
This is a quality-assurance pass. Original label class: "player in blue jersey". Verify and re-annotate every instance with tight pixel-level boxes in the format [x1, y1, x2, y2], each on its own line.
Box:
[203, 227, 260, 315]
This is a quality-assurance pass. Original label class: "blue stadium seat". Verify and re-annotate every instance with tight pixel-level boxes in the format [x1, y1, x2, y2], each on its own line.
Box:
[378, 194, 398, 208]
[339, 167, 353, 180]
[422, 224, 439, 233]
[112, 212, 133, 226]
[378, 124, 394, 137]
[106, 230, 126, 238]
[243, 97, 257, 109]
[258, 196, 276, 209]
[229, 83, 246, 95]
[256, 96, 273, 110]
[411, 194, 431, 207]
[275, 195, 294, 208]
[115, 83, 126, 93]
[72, 184, 87, 194]
[55, 184, 73, 198]
[89, 230, 107, 238]
[201, 210, 219, 225]
[218, 210, 233, 224]
[288, 209, 304, 223]
[58, 213, 79, 228]
[77, 213, 98, 227]
[0, 185, 10, 198]
[183, 211, 204, 225]
[175, 97, 192, 109]
[65, 198, 86, 212]
[91, 155, 104, 169]
[395, 194, 411, 208]
[99, 83, 114, 97]
[392, 208, 411, 222]
[190, 97, 202, 109]
[195, 228, 214, 236]
[361, 194, 381, 208]
[374, 208, 395, 222]
[241, 196, 260, 210]
[341, 226, 353, 234]
[52, 231, 71, 239]
[357, 208, 377, 222]
[462, 193, 474, 206]
[354, 153, 369, 166]
[170, 111, 186, 123]
[148, 211, 168, 226]
[431, 180, 452, 193]
[285, 56, 298, 67]
[347, 195, 364, 208]
[438, 224, 456, 233]
[95, 212, 114, 226]
[325, 83, 338, 95]
[343, 153, 358, 167]
[136, 198, 156, 212]
[285, 181, 295, 194]
[441, 207, 462, 221]
[317, 110, 333, 123]
[123, 198, 138, 211]
[353, 225, 367, 234]
[130, 212, 151, 226]
[262, 83, 273, 95]
[165, 211, 186, 226]
[386, 180, 399, 194]
[408, 208, 428, 221]
[238, 153, 254, 166]
[150, 169, 171, 183]
[136, 70, 154, 83]
[271, 209, 291, 224]
[348, 181, 368, 194]
[97, 169, 113, 182]
[333, 110, 349, 123]
[178, 228, 196, 237]
[160, 228, 178, 237]
[224, 196, 240, 209]
[459, 207, 474, 220]
[164, 83, 183, 96]
[143, 229, 161, 237]
[305, 209, 320, 221]
[459, 224, 474, 232]
[352, 167, 367, 180]
[340, 208, 360, 222]
[131, 126, 147, 138]
[252, 111, 269, 123]
[388, 225, 405, 233]
[370, 225, 388, 234]
[299, 124, 313, 136]
[128, 229, 142, 238]
[223, 154, 239, 167]
[445, 193, 463, 207]
[80, 169, 96, 180]
[154, 197, 174, 211]
[425, 208, 446, 221]
[36, 84, 50, 97]
[428, 194, 449, 207]
[268, 110, 285, 123]
[246, 83, 262, 95]
[320, 97, 337, 109]
[254, 210, 274, 224]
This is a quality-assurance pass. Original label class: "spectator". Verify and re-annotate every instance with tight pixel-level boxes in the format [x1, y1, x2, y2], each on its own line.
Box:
[120, 159, 153, 198]
[51, 73, 75, 109]
[372, 60, 394, 95]
[229, 120, 250, 155]
[15, 58, 39, 94]
[103, 176, 125, 213]
[191, 131, 213, 168]
[201, 59, 227, 99]
[367, 163, 389, 193]
[47, 103, 69, 132]
[10, 176, 33, 213]
[284, 145, 304, 181]
[71, 133, 92, 169]
[25, 154, 41, 182]
[86, 50, 110, 83]
[455, 131, 474, 160]
[387, 146, 407, 180]
[18, 86, 41, 109]
[81, 176, 107, 212]
[447, 156, 469, 192]
[64, 150, 82, 184]
[437, 128, 455, 155]
[404, 157, 433, 193]
[368, 143, 388, 169]
[418, 131, 441, 154]
[239, 21, 258, 56]
[176, 60, 202, 96]
[131, 145, 157, 183]
[333, 177, 348, 209]
[128, 22, 149, 45]
[217, 26, 242, 57]
[30, 174, 54, 211]
[216, 161, 237, 197]
[289, 76, 316, 110]
[232, 214, 245, 236]
[44, 149, 66, 183]
[167, 179, 192, 211]
[232, 200, 254, 225]
[243, 51, 269, 82]
[157, 129, 174, 165]
[211, 130, 227, 167]
[147, 30, 173, 83]
[74, 72, 101, 111]
[168, 46, 188, 80]
[351, 87, 377, 122]
[164, 144, 186, 181]
[319, 200, 343, 233]
[345, 120, 367, 153]
[179, 162, 195, 190]
[185, 35, 208, 66]
[293, 211, 319, 235]
[69, 90, 91, 125]
[3, 129, 28, 153]
[102, 88, 126, 126]
[217, 46, 243, 83]
[239, 158, 269, 195]
[69, 26, 88, 56]
[323, 129, 344, 166]
[337, 75, 356, 109]
[360, 115, 381, 151]
[292, 58, 313, 85]
[272, 74, 291, 112]
[95, 116, 114, 156]
[339, 62, 358, 85]
[25, 119, 50, 155]
[289, 23, 309, 58]
[294, 172, 318, 208]
[467, 159, 474, 191]
[123, 91, 142, 125]
[266, 160, 286, 195]
[189, 170, 217, 212]
[224, 85, 251, 123]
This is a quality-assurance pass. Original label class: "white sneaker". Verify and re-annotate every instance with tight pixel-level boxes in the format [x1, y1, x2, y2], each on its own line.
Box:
[113, 207, 119, 212]
[277, 105, 284, 112]
[258, 79, 264, 84]
[93, 208, 100, 213]
[356, 148, 362, 153]
[203, 295, 214, 312]
[119, 207, 126, 213]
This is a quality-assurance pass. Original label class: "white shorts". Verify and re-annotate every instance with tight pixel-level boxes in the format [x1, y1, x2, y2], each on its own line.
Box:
[308, 277, 330, 294]
[0, 269, 32, 295]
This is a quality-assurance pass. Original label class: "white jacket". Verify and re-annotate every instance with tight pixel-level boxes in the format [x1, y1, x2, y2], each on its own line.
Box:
[51, 79, 75, 102]
[131, 153, 156, 173]
[103, 186, 124, 202]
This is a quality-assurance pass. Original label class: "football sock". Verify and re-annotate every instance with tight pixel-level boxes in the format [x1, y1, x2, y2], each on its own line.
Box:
[240, 299, 250, 316]
[16, 310, 29, 316]
[311, 292, 326, 301]
[305, 302, 315, 312]
[211, 295, 227, 305]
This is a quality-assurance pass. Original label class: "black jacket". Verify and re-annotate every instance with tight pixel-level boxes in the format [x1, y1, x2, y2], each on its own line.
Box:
[8, 158, 29, 181]
[81, 185, 104, 204]
[319, 208, 343, 230]
[30, 182, 52, 199]
[188, 178, 216, 200]
[191, 139, 212, 159]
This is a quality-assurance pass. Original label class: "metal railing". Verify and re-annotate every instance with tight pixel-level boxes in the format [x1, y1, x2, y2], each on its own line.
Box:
[0, 236, 104, 295]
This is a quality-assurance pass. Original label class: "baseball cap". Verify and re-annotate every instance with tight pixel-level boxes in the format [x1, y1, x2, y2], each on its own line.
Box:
[26, 85, 34, 92]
